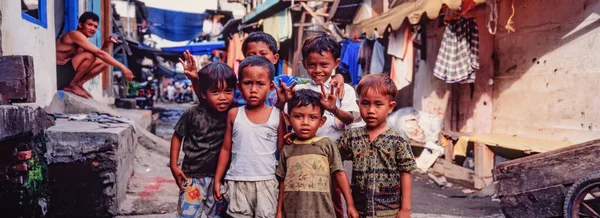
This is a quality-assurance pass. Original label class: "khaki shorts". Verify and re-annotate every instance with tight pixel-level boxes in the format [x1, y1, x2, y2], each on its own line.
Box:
[222, 179, 278, 218]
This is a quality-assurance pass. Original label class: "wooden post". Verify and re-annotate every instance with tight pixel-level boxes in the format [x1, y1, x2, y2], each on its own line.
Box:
[474, 142, 494, 189]
[327, 0, 340, 22]
[292, 12, 306, 76]
[101, 0, 111, 92]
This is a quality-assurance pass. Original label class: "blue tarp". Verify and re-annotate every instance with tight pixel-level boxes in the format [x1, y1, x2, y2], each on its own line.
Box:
[147, 7, 206, 42]
[161, 41, 226, 55]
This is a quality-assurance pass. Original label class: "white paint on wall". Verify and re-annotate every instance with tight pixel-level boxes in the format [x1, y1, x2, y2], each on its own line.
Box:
[1, 0, 57, 107]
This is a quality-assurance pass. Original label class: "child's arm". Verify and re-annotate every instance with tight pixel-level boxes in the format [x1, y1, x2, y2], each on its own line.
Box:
[396, 136, 417, 218]
[170, 133, 187, 189]
[320, 84, 355, 124]
[398, 172, 412, 218]
[277, 111, 287, 151]
[276, 179, 285, 218]
[213, 108, 238, 201]
[335, 171, 359, 218]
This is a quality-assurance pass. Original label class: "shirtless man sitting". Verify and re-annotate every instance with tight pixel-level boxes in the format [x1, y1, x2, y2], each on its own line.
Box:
[56, 11, 134, 98]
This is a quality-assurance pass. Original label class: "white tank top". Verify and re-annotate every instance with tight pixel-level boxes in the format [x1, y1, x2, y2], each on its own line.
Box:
[225, 106, 279, 181]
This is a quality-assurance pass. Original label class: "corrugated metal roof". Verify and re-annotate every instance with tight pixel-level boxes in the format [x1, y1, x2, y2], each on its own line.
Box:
[358, 0, 485, 34]
[330, 0, 363, 24]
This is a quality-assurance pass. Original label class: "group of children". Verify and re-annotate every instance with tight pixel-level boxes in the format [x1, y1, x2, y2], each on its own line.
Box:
[170, 31, 417, 218]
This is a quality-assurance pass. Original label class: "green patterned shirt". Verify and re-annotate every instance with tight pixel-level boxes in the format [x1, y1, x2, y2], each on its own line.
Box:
[337, 127, 417, 217]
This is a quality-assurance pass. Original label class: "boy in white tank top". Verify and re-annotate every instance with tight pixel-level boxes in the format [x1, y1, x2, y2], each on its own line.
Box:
[213, 56, 285, 218]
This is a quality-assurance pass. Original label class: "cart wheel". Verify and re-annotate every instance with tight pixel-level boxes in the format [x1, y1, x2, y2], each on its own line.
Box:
[564, 171, 600, 218]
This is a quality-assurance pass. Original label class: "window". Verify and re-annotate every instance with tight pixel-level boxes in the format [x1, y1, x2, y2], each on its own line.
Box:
[21, 0, 47, 28]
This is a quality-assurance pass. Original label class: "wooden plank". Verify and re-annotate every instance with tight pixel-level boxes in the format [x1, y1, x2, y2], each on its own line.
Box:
[494, 139, 600, 196]
[327, 0, 340, 22]
[474, 142, 494, 189]
[292, 12, 306, 76]
[499, 185, 565, 218]
[0, 55, 36, 103]
[470, 133, 572, 153]
[442, 130, 472, 140]
[293, 23, 315, 27]
[101, 0, 111, 91]
[300, 2, 339, 38]
[431, 158, 477, 189]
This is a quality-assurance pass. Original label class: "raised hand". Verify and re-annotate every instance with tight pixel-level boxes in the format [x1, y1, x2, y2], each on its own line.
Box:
[320, 84, 339, 112]
[329, 74, 345, 100]
[178, 50, 198, 80]
[274, 78, 296, 108]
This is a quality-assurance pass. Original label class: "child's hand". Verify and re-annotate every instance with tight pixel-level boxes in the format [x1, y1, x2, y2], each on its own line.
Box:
[275, 211, 284, 218]
[169, 166, 188, 189]
[396, 209, 411, 218]
[329, 74, 345, 100]
[213, 182, 223, 201]
[320, 84, 339, 112]
[347, 206, 359, 218]
[283, 133, 296, 145]
[178, 50, 198, 80]
[274, 78, 296, 106]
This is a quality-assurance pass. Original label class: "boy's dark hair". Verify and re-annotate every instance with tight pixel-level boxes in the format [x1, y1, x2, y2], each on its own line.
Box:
[197, 62, 237, 97]
[301, 32, 340, 59]
[241, 32, 278, 55]
[79, 12, 99, 24]
[287, 89, 324, 116]
[238, 56, 276, 82]
[356, 74, 398, 100]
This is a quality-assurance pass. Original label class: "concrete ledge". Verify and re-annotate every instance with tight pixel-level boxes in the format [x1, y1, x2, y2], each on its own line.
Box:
[0, 105, 54, 141]
[116, 108, 153, 131]
[45, 91, 120, 117]
[45, 120, 136, 217]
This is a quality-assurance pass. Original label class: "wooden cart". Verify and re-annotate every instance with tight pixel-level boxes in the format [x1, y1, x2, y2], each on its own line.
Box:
[494, 139, 600, 217]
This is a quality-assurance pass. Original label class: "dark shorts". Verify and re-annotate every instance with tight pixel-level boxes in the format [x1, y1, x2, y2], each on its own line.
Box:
[56, 61, 75, 90]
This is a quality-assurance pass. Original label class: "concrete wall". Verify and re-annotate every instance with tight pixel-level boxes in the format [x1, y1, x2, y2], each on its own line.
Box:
[492, 0, 600, 143]
[1, 0, 57, 106]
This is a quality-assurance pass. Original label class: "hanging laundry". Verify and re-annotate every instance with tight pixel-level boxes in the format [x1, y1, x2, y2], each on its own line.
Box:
[341, 40, 362, 85]
[234, 33, 245, 61]
[370, 40, 386, 74]
[460, 0, 478, 16]
[388, 23, 410, 59]
[262, 16, 279, 47]
[388, 25, 414, 89]
[358, 39, 374, 76]
[262, 9, 292, 48]
[276, 9, 292, 42]
[227, 37, 235, 68]
[433, 17, 479, 83]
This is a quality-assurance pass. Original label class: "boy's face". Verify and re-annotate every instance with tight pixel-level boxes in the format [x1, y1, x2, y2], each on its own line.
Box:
[302, 52, 340, 85]
[237, 66, 274, 107]
[285, 105, 326, 140]
[202, 83, 235, 113]
[357, 90, 396, 129]
[245, 42, 279, 65]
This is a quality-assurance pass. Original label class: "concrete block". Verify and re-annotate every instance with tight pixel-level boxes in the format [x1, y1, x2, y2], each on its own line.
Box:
[45, 91, 120, 117]
[45, 120, 136, 217]
[0, 105, 54, 142]
[114, 98, 137, 109]
[0, 55, 36, 103]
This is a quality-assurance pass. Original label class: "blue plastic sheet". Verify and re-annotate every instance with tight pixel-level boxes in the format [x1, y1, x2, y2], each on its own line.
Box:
[147, 7, 206, 42]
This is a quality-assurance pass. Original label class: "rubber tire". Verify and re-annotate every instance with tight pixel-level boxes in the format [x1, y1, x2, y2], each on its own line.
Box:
[564, 171, 600, 218]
